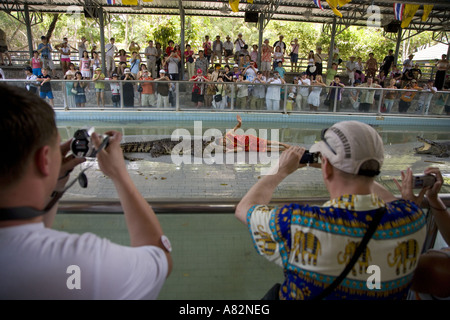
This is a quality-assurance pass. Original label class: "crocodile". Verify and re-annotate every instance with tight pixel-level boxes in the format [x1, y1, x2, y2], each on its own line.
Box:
[415, 136, 450, 158]
[120, 137, 214, 160]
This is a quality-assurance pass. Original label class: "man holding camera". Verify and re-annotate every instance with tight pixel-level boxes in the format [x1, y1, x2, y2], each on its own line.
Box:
[235, 120, 427, 300]
[0, 84, 172, 299]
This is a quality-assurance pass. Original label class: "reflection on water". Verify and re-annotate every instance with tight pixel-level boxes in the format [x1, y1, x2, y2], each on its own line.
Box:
[58, 120, 450, 146]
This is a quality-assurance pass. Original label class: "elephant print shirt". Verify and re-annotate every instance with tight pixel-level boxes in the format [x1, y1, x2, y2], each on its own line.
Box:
[247, 194, 426, 300]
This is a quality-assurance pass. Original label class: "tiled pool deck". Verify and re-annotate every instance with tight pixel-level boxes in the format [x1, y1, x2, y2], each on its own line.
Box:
[58, 111, 450, 205]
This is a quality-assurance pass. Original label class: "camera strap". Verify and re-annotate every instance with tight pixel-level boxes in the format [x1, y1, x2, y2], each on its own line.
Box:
[312, 206, 386, 300]
[0, 207, 45, 220]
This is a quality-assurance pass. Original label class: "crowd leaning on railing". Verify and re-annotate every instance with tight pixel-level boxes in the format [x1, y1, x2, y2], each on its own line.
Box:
[1, 30, 449, 115]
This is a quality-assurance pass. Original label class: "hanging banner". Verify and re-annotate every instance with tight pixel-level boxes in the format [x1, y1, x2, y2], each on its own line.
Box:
[422, 5, 433, 22]
[122, 0, 138, 5]
[401, 4, 420, 28]
[325, 0, 352, 18]
[393, 3, 405, 21]
[229, 0, 254, 13]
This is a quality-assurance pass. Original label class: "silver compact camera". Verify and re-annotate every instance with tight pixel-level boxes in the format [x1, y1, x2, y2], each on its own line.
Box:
[70, 127, 109, 158]
[413, 174, 436, 189]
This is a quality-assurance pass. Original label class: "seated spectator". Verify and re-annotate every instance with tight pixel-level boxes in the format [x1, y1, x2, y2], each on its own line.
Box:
[0, 84, 172, 299]
[235, 120, 427, 300]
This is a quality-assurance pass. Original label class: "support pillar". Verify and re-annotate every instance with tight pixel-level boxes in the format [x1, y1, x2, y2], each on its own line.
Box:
[257, 13, 264, 67]
[394, 27, 402, 67]
[327, 17, 337, 70]
[24, 4, 34, 58]
[98, 6, 106, 74]
[179, 0, 185, 79]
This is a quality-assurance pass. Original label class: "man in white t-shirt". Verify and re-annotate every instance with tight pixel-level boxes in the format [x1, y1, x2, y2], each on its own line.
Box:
[0, 84, 172, 299]
[295, 72, 311, 110]
[105, 37, 118, 77]
[265, 71, 285, 111]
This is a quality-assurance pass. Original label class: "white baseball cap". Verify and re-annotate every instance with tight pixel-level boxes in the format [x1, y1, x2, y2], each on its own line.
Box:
[309, 121, 384, 176]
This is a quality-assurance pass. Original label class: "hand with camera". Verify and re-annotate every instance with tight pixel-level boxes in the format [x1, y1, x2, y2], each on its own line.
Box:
[55, 139, 86, 192]
[393, 167, 430, 206]
[91, 131, 127, 181]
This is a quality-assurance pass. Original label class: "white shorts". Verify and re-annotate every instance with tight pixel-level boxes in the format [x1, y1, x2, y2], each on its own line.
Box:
[81, 70, 91, 78]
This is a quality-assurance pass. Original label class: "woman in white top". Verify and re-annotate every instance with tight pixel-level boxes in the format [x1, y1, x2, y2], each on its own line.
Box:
[80, 50, 91, 79]
[57, 41, 71, 75]
[308, 74, 326, 111]
[91, 51, 101, 75]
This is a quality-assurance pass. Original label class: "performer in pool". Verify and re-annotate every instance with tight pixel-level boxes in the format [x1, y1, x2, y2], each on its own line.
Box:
[213, 115, 291, 153]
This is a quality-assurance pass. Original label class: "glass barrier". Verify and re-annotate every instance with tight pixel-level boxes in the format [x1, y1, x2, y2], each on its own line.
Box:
[2, 78, 449, 116]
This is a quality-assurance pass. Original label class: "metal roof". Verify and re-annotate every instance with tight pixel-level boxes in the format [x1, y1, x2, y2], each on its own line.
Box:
[2, 0, 450, 31]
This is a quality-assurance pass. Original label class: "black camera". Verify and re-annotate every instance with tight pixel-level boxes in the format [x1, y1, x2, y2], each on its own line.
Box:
[413, 174, 436, 189]
[300, 150, 319, 164]
[71, 127, 109, 158]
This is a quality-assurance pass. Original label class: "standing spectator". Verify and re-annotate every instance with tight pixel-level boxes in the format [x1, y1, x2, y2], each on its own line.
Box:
[365, 52, 378, 79]
[92, 67, 106, 108]
[212, 76, 227, 109]
[128, 41, 141, 56]
[308, 74, 326, 111]
[129, 51, 141, 79]
[234, 33, 246, 62]
[289, 38, 300, 72]
[116, 49, 129, 77]
[173, 44, 182, 79]
[402, 54, 414, 74]
[434, 54, 449, 90]
[235, 121, 426, 300]
[355, 57, 365, 83]
[398, 80, 419, 113]
[306, 50, 317, 80]
[314, 46, 327, 76]
[357, 76, 382, 112]
[416, 80, 437, 115]
[295, 72, 310, 111]
[155, 42, 163, 75]
[37, 68, 54, 107]
[194, 50, 208, 76]
[145, 40, 158, 79]
[91, 51, 101, 76]
[0, 28, 12, 66]
[30, 50, 43, 76]
[110, 73, 121, 107]
[64, 70, 76, 110]
[272, 46, 284, 71]
[77, 36, 87, 61]
[73, 71, 87, 108]
[383, 78, 398, 113]
[24, 66, 39, 94]
[223, 36, 234, 65]
[380, 49, 395, 76]
[105, 38, 118, 77]
[189, 69, 209, 108]
[235, 73, 250, 109]
[261, 39, 273, 79]
[325, 62, 338, 86]
[139, 69, 156, 107]
[250, 45, 258, 64]
[212, 35, 224, 64]
[326, 75, 345, 112]
[184, 44, 195, 80]
[55, 40, 71, 75]
[37, 36, 57, 78]
[155, 70, 170, 108]
[265, 71, 285, 111]
[346, 55, 357, 86]
[250, 71, 266, 110]
[202, 35, 212, 65]
[165, 40, 175, 57]
[167, 51, 180, 81]
[273, 35, 287, 55]
[80, 51, 91, 79]
[274, 61, 286, 79]
[121, 68, 135, 108]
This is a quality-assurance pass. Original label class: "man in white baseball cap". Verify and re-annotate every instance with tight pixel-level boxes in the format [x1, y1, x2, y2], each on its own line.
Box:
[235, 120, 427, 300]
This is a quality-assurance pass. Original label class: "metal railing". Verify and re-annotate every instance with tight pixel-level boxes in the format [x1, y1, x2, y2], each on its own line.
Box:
[2, 78, 449, 117]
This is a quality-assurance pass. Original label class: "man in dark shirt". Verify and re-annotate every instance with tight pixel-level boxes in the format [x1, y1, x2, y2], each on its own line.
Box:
[381, 49, 395, 75]
[37, 67, 54, 107]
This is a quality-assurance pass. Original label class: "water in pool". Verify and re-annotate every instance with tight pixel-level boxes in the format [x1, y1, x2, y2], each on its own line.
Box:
[57, 120, 450, 202]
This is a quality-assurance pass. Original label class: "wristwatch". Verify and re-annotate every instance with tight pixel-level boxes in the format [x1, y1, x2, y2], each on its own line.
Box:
[161, 235, 172, 253]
